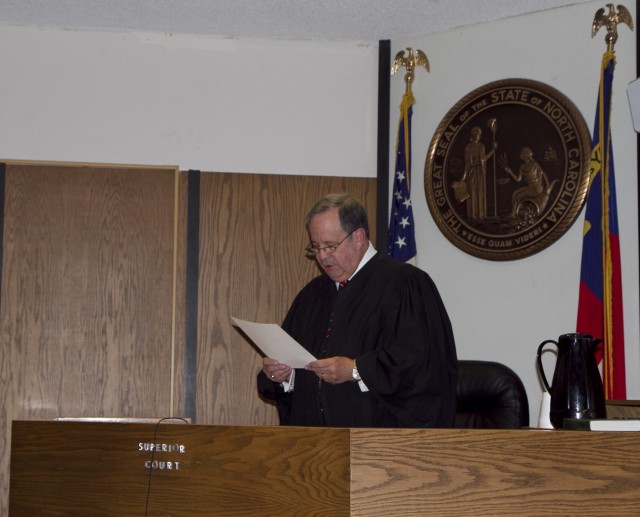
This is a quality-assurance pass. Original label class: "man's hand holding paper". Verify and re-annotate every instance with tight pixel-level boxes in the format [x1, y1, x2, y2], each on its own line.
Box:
[231, 316, 317, 368]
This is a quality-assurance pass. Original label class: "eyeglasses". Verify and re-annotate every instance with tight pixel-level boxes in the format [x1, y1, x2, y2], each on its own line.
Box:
[305, 229, 356, 258]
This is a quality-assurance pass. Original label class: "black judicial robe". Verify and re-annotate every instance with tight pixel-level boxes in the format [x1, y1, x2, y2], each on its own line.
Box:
[259, 252, 458, 428]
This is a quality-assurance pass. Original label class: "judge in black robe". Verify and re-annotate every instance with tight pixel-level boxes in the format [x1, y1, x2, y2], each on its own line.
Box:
[259, 194, 457, 428]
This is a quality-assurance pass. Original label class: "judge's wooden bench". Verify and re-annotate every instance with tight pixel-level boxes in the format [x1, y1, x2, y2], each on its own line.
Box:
[9, 419, 640, 516]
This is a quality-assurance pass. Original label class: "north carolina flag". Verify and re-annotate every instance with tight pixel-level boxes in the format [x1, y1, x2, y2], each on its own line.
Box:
[577, 51, 626, 399]
[388, 91, 417, 263]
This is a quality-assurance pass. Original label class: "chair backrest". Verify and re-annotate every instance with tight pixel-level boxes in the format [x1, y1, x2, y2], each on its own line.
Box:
[455, 360, 529, 429]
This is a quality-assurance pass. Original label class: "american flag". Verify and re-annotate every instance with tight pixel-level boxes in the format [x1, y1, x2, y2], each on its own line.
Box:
[388, 91, 417, 263]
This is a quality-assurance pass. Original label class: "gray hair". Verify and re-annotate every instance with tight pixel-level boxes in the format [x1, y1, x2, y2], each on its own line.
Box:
[305, 193, 370, 238]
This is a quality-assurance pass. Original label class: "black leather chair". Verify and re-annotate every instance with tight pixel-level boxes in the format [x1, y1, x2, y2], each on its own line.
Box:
[455, 360, 529, 429]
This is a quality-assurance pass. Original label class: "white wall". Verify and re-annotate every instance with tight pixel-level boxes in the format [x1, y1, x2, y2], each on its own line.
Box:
[0, 0, 636, 425]
[0, 27, 378, 176]
[393, 0, 639, 424]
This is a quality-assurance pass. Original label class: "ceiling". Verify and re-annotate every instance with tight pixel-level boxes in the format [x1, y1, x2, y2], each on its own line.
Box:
[0, 0, 596, 41]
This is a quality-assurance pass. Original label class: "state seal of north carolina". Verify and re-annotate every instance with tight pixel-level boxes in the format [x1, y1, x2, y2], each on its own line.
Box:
[424, 78, 591, 260]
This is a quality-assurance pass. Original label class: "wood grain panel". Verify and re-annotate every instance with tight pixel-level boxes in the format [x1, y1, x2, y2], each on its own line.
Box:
[0, 163, 182, 517]
[350, 428, 640, 516]
[11, 422, 640, 516]
[197, 174, 376, 425]
[170, 170, 189, 418]
[1, 168, 373, 515]
[606, 400, 640, 418]
[9, 420, 350, 517]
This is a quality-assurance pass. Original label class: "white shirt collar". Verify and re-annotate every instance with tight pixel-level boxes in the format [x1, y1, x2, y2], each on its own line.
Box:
[335, 242, 376, 289]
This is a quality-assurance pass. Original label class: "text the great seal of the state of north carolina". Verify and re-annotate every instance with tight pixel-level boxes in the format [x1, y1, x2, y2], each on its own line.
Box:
[424, 78, 591, 261]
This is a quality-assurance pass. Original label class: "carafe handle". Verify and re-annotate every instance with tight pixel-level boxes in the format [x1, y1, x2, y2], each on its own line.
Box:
[536, 339, 557, 392]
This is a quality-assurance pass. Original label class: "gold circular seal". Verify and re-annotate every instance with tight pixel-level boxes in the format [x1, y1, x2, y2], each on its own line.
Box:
[424, 78, 591, 260]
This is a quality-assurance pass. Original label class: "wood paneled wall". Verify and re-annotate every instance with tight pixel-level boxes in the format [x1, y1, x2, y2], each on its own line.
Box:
[0, 162, 376, 515]
[0, 163, 182, 516]
[195, 174, 376, 425]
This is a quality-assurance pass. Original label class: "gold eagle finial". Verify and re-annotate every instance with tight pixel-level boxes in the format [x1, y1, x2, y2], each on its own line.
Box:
[592, 4, 634, 52]
[391, 48, 429, 93]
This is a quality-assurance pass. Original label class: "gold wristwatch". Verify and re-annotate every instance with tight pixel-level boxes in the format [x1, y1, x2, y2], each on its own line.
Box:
[352, 359, 361, 382]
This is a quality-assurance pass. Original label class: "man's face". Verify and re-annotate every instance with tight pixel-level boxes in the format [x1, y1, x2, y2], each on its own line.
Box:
[307, 207, 365, 283]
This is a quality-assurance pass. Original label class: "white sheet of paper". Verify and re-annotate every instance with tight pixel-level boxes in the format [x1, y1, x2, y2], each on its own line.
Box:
[231, 316, 317, 368]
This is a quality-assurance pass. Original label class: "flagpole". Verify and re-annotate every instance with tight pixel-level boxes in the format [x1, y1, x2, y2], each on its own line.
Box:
[600, 52, 615, 395]
[391, 47, 430, 192]
[388, 48, 428, 263]
[577, 4, 633, 399]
